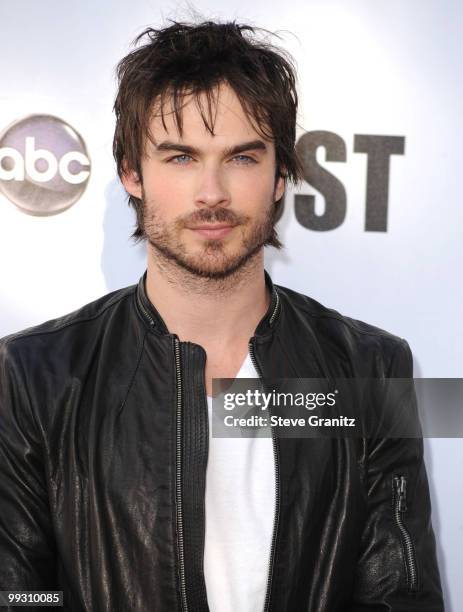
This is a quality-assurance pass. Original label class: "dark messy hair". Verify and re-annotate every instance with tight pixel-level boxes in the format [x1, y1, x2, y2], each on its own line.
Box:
[113, 19, 302, 246]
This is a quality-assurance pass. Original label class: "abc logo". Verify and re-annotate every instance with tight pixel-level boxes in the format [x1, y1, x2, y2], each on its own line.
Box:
[0, 114, 91, 215]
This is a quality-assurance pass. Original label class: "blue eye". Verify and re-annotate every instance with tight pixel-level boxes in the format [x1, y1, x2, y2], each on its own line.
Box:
[171, 154, 192, 164]
[233, 155, 256, 164]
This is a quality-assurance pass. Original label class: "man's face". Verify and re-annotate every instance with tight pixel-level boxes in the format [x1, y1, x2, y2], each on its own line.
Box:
[122, 82, 285, 279]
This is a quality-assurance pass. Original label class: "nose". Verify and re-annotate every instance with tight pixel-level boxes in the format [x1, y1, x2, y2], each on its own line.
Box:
[194, 165, 230, 209]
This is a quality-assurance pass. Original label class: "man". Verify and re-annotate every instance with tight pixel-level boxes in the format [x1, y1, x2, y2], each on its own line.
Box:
[0, 19, 443, 612]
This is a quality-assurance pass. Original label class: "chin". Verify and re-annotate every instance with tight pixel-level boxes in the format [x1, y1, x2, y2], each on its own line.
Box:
[181, 247, 260, 280]
[183, 258, 241, 279]
[148, 233, 262, 279]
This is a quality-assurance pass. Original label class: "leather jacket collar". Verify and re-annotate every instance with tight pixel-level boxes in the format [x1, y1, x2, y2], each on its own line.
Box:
[136, 268, 281, 338]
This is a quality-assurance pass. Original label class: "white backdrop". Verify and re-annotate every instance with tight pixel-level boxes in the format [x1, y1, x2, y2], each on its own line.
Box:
[1, 1, 462, 609]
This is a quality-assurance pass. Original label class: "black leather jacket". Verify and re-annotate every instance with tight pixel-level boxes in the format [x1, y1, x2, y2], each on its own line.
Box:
[0, 271, 444, 611]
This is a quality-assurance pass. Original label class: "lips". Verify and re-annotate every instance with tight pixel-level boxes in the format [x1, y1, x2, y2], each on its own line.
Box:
[188, 223, 236, 239]
[190, 224, 234, 230]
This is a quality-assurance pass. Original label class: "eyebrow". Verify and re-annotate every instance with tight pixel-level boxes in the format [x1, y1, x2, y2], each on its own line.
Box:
[154, 139, 268, 157]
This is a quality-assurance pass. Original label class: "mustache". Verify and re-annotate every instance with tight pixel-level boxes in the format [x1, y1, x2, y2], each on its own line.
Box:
[180, 208, 249, 228]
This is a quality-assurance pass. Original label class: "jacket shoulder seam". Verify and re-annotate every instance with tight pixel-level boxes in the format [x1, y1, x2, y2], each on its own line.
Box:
[1, 288, 136, 346]
[306, 311, 397, 338]
[284, 296, 401, 341]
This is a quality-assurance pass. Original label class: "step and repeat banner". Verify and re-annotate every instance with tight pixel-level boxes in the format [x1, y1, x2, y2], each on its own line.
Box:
[1, 1, 461, 609]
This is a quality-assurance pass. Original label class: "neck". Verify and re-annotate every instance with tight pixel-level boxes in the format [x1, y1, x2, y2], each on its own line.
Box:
[145, 246, 270, 349]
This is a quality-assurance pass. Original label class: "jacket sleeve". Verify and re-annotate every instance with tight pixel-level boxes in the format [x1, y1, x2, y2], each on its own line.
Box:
[349, 339, 444, 611]
[0, 339, 57, 595]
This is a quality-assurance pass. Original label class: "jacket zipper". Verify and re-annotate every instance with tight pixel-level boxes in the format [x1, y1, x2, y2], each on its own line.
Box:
[392, 475, 418, 592]
[174, 337, 189, 612]
[248, 289, 281, 612]
[136, 294, 189, 611]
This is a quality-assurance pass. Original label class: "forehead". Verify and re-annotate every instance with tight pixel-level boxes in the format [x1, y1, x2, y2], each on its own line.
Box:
[149, 82, 271, 145]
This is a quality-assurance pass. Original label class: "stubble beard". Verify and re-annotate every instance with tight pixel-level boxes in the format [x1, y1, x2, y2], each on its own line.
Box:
[141, 192, 279, 281]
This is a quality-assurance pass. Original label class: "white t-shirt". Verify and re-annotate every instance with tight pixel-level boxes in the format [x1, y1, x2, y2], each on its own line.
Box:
[204, 353, 276, 612]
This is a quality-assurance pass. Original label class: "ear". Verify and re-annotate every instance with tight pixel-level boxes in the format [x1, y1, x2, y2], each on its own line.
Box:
[121, 161, 142, 200]
[274, 174, 285, 202]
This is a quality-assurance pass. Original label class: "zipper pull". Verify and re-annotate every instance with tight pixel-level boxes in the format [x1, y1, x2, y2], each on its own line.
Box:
[394, 475, 408, 512]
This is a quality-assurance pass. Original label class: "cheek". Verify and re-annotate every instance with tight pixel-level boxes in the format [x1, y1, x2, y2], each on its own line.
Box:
[144, 178, 189, 220]
[232, 175, 275, 211]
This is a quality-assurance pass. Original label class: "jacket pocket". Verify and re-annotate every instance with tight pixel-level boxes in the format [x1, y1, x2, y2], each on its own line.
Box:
[392, 475, 419, 592]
